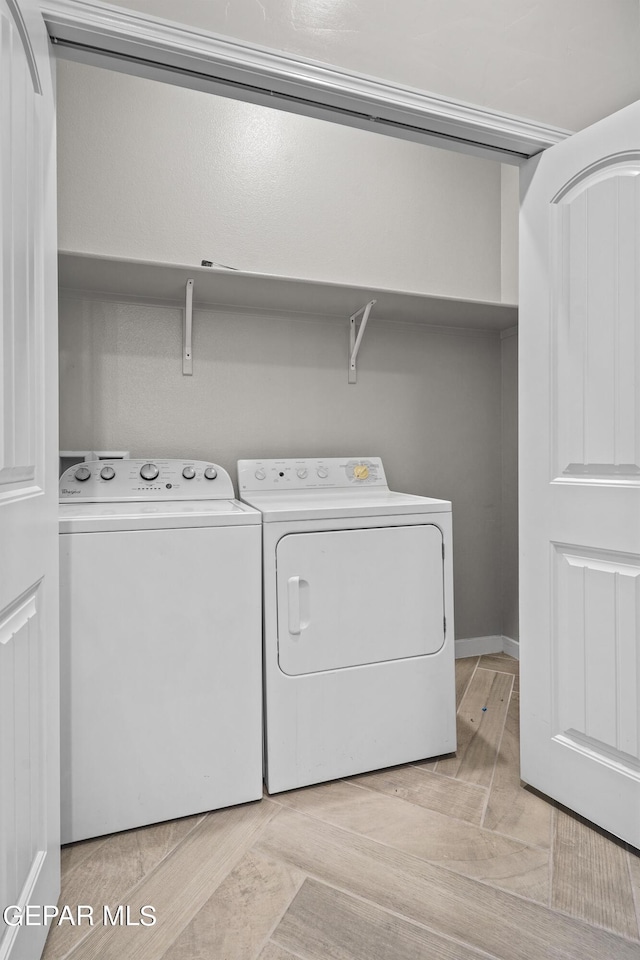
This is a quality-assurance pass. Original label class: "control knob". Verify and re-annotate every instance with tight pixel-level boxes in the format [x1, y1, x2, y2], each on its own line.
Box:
[296, 468, 308, 479]
[182, 466, 196, 479]
[204, 466, 218, 480]
[140, 463, 159, 481]
[74, 466, 91, 482]
[353, 464, 370, 480]
[254, 468, 266, 481]
[100, 466, 116, 480]
[316, 466, 329, 479]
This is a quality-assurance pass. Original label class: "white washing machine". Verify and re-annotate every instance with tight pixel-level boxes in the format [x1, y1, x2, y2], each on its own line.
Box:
[237, 456, 456, 794]
[59, 458, 262, 843]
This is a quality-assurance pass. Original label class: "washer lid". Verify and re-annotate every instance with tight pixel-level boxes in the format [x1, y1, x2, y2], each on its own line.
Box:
[239, 488, 451, 522]
[59, 498, 261, 533]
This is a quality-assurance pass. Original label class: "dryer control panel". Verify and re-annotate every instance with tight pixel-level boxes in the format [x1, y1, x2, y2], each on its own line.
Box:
[238, 457, 388, 492]
[60, 459, 235, 502]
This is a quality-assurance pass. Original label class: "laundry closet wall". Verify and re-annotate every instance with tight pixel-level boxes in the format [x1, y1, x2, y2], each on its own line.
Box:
[57, 60, 517, 644]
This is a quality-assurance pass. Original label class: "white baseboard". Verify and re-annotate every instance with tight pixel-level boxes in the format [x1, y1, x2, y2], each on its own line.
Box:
[454, 635, 503, 658]
[455, 634, 520, 659]
[502, 635, 519, 659]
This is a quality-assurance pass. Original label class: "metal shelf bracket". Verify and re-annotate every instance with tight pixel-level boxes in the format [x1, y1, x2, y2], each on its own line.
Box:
[349, 299, 376, 383]
[183, 278, 194, 375]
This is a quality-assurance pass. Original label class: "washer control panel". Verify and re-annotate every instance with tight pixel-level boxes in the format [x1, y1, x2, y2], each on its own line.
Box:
[238, 457, 387, 492]
[60, 459, 234, 502]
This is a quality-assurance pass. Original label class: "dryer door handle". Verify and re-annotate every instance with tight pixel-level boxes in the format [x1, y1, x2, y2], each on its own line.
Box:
[287, 576, 310, 636]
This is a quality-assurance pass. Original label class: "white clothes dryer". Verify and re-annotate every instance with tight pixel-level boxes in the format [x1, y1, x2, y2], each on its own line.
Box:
[237, 456, 456, 794]
[59, 459, 262, 843]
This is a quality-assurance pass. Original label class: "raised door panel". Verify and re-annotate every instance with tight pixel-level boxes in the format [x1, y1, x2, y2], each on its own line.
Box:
[276, 524, 444, 676]
[0, 0, 41, 492]
[0, 587, 46, 915]
[553, 157, 640, 481]
[553, 545, 640, 769]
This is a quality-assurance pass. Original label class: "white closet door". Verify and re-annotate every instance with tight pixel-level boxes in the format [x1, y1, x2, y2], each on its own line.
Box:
[276, 524, 444, 676]
[0, 2, 59, 958]
[519, 98, 640, 845]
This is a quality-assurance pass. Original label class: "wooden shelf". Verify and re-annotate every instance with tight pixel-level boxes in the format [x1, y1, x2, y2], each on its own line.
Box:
[58, 252, 518, 332]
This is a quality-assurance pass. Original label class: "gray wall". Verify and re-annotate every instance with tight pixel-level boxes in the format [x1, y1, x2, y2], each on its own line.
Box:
[56, 57, 519, 644]
[103, 0, 640, 130]
[501, 330, 519, 641]
[59, 297, 504, 641]
[501, 166, 519, 305]
[500, 171, 519, 642]
[57, 60, 504, 303]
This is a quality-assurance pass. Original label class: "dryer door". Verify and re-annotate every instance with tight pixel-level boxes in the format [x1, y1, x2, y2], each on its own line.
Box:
[276, 524, 444, 676]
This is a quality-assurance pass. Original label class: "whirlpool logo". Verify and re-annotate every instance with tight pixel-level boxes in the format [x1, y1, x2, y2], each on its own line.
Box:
[61, 488, 81, 495]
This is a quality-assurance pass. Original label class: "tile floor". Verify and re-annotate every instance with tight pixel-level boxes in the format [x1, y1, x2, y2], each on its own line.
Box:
[43, 654, 640, 960]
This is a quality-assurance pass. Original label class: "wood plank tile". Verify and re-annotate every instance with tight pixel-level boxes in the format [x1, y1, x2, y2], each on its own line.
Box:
[478, 654, 519, 676]
[43, 815, 204, 960]
[411, 757, 438, 771]
[413, 658, 480, 772]
[483, 689, 552, 849]
[436, 669, 513, 785]
[274, 878, 497, 960]
[60, 835, 108, 877]
[628, 847, 640, 932]
[256, 807, 640, 960]
[552, 808, 639, 940]
[347, 765, 486, 826]
[276, 779, 548, 902]
[258, 944, 302, 960]
[159, 850, 304, 960]
[64, 800, 278, 960]
[455, 656, 479, 708]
